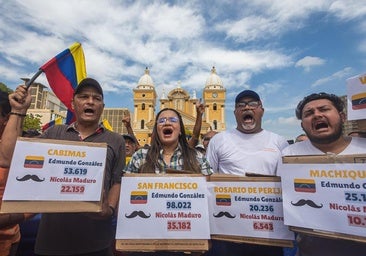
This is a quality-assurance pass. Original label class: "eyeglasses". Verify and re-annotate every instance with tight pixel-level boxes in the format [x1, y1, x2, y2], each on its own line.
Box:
[157, 116, 179, 125]
[236, 101, 261, 109]
[203, 137, 212, 141]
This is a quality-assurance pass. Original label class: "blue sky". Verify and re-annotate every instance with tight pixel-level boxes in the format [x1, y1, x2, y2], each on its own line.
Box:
[1, 0, 366, 140]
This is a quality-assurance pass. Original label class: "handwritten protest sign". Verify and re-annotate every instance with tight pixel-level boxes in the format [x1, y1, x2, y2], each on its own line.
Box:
[346, 72, 366, 120]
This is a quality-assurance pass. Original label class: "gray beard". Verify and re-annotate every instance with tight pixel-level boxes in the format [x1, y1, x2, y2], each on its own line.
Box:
[241, 122, 256, 131]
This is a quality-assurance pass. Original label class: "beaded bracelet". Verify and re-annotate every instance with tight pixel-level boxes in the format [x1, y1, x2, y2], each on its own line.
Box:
[9, 112, 26, 117]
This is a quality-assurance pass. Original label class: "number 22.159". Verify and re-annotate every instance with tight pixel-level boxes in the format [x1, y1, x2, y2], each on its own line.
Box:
[61, 185, 85, 194]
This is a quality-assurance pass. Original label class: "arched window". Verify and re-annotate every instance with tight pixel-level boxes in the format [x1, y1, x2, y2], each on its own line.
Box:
[213, 120, 217, 130]
[141, 120, 145, 129]
[142, 103, 145, 110]
[213, 103, 217, 111]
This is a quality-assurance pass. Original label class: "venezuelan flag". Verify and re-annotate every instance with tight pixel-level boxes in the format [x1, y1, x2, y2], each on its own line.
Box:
[24, 156, 44, 168]
[40, 42, 87, 124]
[102, 119, 113, 131]
[42, 117, 63, 132]
[216, 194, 231, 206]
[294, 178, 316, 193]
[130, 191, 148, 204]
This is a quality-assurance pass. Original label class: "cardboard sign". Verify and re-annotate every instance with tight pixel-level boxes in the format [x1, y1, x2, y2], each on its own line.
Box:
[115, 173, 210, 252]
[1, 137, 107, 213]
[346, 72, 366, 121]
[207, 174, 294, 247]
[280, 155, 366, 243]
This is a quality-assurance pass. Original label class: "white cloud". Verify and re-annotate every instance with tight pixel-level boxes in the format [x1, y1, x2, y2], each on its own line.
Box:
[278, 116, 301, 125]
[0, 0, 366, 140]
[311, 67, 353, 87]
[295, 56, 325, 72]
[215, 0, 329, 42]
[329, 0, 366, 20]
[263, 116, 302, 140]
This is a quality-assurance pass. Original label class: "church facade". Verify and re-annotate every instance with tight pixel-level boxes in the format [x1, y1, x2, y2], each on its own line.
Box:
[132, 67, 226, 146]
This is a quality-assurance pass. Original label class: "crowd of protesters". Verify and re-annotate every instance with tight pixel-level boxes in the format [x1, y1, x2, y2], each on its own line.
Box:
[0, 77, 365, 256]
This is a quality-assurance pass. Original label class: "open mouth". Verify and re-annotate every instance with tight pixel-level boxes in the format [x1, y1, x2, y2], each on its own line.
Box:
[162, 128, 173, 135]
[314, 121, 328, 130]
[243, 113, 254, 124]
[84, 108, 95, 115]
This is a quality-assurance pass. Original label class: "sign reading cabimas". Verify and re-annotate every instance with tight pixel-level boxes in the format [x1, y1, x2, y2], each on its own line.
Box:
[3, 138, 106, 202]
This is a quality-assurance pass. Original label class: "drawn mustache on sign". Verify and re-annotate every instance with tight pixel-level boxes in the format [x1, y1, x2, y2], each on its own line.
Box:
[213, 211, 236, 218]
[125, 210, 151, 219]
[291, 199, 323, 208]
[16, 174, 45, 182]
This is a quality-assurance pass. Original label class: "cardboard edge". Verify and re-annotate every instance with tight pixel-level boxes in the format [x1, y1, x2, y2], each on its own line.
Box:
[0, 200, 102, 213]
[17, 137, 107, 148]
[282, 154, 366, 164]
[207, 173, 281, 182]
[115, 239, 209, 252]
[289, 226, 366, 243]
[211, 234, 293, 247]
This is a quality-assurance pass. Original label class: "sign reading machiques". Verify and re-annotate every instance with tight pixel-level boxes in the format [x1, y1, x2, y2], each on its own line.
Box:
[279, 160, 366, 238]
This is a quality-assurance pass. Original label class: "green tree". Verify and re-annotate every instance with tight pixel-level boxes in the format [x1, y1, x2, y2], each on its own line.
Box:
[0, 82, 13, 93]
[23, 114, 42, 132]
[0, 82, 41, 133]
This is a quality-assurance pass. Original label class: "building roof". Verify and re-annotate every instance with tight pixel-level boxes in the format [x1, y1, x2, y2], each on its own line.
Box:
[137, 67, 154, 89]
[205, 66, 223, 89]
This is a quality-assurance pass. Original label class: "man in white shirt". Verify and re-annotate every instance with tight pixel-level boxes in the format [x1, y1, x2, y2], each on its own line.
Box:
[206, 89, 288, 256]
[207, 89, 288, 176]
[282, 92, 366, 256]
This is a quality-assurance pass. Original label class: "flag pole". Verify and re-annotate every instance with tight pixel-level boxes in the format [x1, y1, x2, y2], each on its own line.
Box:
[25, 69, 43, 89]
